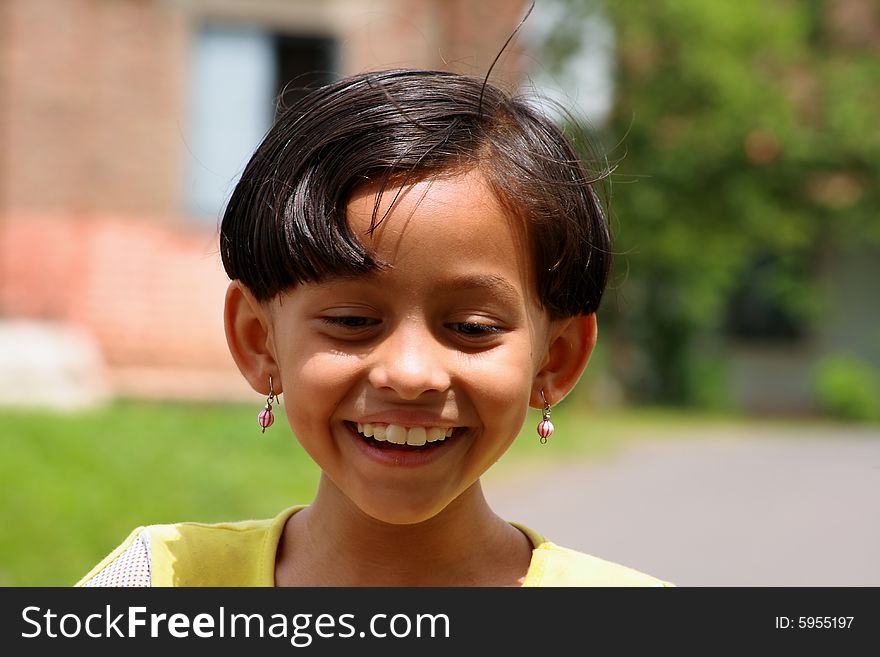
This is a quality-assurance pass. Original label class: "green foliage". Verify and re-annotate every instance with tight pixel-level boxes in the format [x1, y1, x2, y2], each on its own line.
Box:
[813, 355, 880, 422]
[542, 0, 880, 404]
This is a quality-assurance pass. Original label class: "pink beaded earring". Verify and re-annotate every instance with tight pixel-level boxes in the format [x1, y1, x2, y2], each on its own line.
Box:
[537, 389, 554, 444]
[258, 375, 278, 433]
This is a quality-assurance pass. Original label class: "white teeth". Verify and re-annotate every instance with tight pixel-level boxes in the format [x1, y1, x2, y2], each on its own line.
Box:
[385, 425, 407, 444]
[407, 426, 427, 446]
[357, 423, 456, 446]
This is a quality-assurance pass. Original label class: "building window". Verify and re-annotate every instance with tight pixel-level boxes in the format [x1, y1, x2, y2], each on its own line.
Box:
[275, 34, 337, 112]
[183, 25, 336, 221]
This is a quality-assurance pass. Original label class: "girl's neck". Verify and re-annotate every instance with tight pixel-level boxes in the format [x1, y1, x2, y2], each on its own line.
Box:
[274, 476, 533, 586]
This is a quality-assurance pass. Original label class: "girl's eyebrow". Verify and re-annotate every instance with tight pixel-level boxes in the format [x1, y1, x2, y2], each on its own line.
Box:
[315, 272, 522, 305]
[444, 274, 521, 304]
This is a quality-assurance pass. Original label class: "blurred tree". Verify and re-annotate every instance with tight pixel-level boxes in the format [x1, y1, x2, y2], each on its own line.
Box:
[541, 0, 880, 404]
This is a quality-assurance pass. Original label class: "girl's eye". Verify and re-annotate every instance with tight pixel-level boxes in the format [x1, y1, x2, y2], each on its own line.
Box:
[447, 322, 504, 337]
[323, 316, 379, 328]
[319, 316, 382, 336]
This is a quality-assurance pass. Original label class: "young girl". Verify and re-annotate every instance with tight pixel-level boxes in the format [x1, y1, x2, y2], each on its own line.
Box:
[77, 69, 670, 587]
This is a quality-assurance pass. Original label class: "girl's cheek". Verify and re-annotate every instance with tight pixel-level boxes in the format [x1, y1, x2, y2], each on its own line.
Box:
[300, 353, 359, 383]
[463, 353, 534, 399]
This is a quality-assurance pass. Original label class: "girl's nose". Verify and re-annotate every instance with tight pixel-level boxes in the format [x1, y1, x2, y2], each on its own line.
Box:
[367, 325, 451, 399]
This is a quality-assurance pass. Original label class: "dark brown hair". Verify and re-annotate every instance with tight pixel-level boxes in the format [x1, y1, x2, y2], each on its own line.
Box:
[220, 69, 611, 318]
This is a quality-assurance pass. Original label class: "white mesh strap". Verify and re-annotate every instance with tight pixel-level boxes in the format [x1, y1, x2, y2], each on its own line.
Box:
[82, 530, 152, 587]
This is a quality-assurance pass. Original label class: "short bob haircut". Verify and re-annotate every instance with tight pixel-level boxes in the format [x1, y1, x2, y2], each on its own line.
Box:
[220, 69, 611, 319]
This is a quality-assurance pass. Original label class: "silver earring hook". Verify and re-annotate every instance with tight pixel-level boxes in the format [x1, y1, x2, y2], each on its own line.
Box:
[267, 375, 280, 405]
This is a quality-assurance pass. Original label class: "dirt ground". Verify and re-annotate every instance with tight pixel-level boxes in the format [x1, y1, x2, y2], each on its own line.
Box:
[484, 423, 880, 586]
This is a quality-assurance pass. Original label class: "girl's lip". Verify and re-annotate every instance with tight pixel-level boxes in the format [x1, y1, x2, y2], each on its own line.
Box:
[344, 421, 463, 468]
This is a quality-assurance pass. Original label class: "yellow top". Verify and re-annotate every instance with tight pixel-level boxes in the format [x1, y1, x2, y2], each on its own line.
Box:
[77, 506, 672, 587]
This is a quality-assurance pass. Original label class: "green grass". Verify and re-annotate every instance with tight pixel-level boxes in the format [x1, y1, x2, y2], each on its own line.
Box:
[0, 400, 317, 586]
[0, 398, 775, 586]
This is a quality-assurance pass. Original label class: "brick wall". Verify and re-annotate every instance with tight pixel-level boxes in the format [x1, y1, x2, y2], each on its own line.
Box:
[0, 0, 187, 219]
[0, 215, 246, 400]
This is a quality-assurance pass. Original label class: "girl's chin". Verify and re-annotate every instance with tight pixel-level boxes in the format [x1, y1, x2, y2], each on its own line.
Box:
[343, 472, 462, 526]
[352, 498, 453, 527]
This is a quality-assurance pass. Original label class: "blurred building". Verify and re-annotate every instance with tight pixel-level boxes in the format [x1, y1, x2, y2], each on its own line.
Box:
[0, 0, 528, 405]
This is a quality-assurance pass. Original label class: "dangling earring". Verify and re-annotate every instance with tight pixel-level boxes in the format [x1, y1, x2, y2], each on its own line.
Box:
[258, 375, 278, 433]
[537, 389, 554, 444]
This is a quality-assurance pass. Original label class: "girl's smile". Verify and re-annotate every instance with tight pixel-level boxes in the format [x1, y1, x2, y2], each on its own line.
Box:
[346, 421, 463, 468]
[263, 168, 557, 525]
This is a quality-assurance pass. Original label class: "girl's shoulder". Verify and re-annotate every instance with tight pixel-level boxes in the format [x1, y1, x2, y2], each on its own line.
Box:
[524, 541, 674, 587]
[513, 523, 674, 587]
[75, 506, 304, 587]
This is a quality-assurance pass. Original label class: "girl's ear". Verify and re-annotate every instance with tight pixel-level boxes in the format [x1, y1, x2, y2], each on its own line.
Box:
[224, 281, 279, 395]
[531, 314, 598, 408]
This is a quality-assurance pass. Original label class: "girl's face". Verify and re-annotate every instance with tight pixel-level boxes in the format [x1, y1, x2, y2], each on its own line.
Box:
[267, 169, 555, 525]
